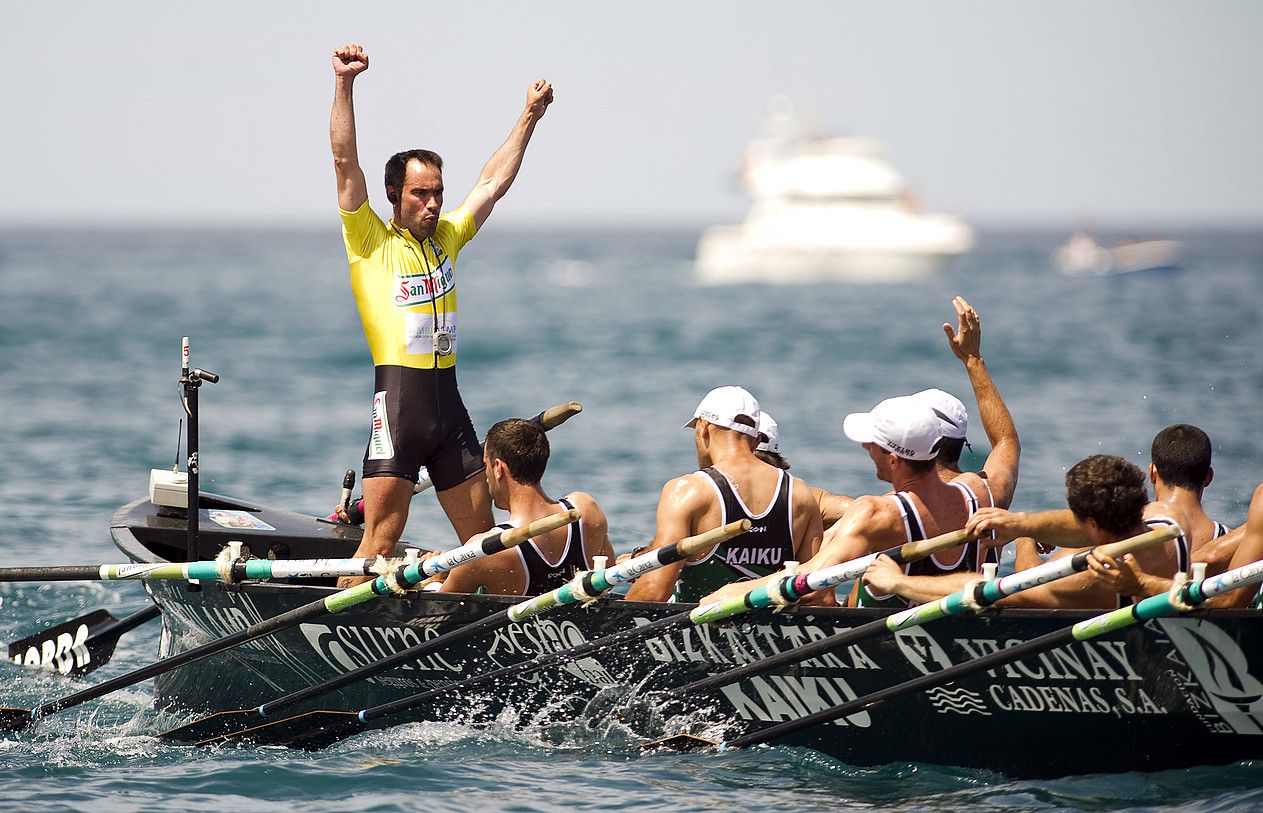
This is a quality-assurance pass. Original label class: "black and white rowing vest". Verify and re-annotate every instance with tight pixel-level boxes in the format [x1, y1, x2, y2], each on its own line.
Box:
[496, 497, 588, 597]
[856, 480, 991, 608]
[1113, 515, 1193, 608]
[673, 467, 796, 603]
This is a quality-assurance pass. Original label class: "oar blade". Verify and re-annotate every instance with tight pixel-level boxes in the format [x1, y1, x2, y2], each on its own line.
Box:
[198, 710, 364, 750]
[0, 707, 32, 732]
[158, 708, 260, 744]
[639, 732, 719, 753]
[6, 608, 123, 678]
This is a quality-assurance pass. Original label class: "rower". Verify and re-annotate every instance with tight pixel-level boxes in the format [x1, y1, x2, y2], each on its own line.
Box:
[438, 419, 612, 596]
[809, 296, 1020, 531]
[624, 387, 823, 603]
[967, 454, 1193, 609]
[1148, 424, 1233, 572]
[699, 393, 989, 609]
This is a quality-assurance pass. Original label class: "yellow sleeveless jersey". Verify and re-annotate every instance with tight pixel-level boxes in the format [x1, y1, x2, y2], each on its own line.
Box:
[340, 201, 478, 370]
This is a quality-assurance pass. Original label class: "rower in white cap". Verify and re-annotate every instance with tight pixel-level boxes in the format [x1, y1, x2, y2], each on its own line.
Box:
[625, 387, 823, 603]
[699, 392, 995, 609]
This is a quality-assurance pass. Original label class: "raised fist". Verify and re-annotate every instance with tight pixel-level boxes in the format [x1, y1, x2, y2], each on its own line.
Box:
[333, 44, 369, 78]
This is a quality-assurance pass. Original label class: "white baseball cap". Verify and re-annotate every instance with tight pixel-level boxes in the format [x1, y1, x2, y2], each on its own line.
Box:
[685, 386, 762, 439]
[843, 395, 944, 461]
[756, 411, 781, 454]
[912, 388, 968, 440]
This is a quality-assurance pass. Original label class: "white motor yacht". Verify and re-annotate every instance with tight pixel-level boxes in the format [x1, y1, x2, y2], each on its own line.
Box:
[695, 98, 974, 284]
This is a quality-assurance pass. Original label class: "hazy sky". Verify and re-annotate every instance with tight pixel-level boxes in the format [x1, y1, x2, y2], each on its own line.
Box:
[6, 1, 1263, 228]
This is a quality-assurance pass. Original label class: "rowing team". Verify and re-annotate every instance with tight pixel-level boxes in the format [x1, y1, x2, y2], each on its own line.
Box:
[407, 295, 1263, 612]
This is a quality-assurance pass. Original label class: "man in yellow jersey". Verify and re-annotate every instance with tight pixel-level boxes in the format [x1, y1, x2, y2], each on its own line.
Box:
[329, 43, 554, 586]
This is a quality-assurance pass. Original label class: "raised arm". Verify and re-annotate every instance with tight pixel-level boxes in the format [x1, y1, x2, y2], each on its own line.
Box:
[331, 44, 370, 212]
[624, 475, 708, 603]
[459, 79, 554, 229]
[944, 296, 1020, 507]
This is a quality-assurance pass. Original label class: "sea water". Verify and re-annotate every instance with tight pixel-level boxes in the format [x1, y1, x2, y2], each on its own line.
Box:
[1, 226, 1261, 811]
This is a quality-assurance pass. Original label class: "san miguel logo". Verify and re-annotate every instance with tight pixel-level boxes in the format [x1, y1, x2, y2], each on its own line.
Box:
[394, 257, 455, 307]
[368, 391, 394, 461]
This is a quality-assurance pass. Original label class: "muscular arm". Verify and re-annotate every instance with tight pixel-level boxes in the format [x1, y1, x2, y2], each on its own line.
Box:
[967, 507, 1092, 549]
[944, 296, 1020, 508]
[792, 476, 825, 561]
[811, 486, 854, 530]
[439, 545, 526, 596]
[996, 548, 1117, 609]
[1209, 482, 1263, 608]
[862, 554, 978, 604]
[330, 44, 370, 212]
[624, 476, 708, 602]
[569, 492, 615, 564]
[460, 79, 554, 229]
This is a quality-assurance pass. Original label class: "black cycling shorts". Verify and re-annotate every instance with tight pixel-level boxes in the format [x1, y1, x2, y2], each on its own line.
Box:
[361, 365, 484, 491]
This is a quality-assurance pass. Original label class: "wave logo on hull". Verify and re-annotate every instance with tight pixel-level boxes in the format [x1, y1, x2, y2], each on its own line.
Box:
[1160, 618, 1263, 735]
[927, 686, 991, 715]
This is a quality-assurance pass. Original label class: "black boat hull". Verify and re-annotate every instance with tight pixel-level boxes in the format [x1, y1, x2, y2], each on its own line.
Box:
[113, 495, 1263, 777]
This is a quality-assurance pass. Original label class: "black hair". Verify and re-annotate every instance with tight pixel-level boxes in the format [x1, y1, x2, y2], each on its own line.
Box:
[384, 149, 444, 204]
[484, 418, 549, 486]
[1151, 424, 1212, 491]
[1065, 455, 1148, 535]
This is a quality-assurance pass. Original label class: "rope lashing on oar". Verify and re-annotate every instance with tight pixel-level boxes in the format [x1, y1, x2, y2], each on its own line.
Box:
[0, 509, 578, 732]
[690, 528, 980, 625]
[159, 519, 750, 745]
[665, 525, 1176, 699]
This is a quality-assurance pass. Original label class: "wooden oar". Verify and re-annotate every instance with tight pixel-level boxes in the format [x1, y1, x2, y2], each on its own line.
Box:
[690, 528, 979, 625]
[650, 544, 1259, 755]
[665, 525, 1175, 698]
[0, 556, 414, 584]
[0, 509, 577, 732]
[159, 519, 751, 745]
[7, 604, 160, 678]
[209, 524, 971, 750]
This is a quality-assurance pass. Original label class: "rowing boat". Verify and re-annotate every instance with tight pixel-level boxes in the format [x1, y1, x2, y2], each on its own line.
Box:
[109, 489, 1263, 777]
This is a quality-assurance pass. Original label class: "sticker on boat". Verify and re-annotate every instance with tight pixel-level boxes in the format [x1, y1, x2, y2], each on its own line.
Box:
[207, 510, 276, 531]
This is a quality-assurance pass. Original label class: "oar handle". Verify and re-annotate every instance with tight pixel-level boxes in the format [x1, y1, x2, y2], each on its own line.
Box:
[532, 401, 583, 430]
[418, 508, 581, 578]
[496, 508, 583, 549]
[896, 528, 974, 562]
[673, 519, 752, 559]
[1094, 524, 1180, 560]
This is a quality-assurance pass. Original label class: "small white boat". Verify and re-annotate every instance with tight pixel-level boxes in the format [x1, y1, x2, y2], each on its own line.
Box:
[696, 97, 974, 284]
[1054, 231, 1184, 276]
